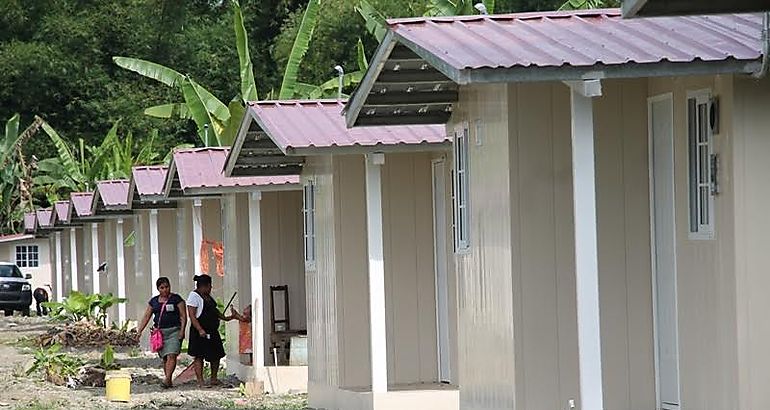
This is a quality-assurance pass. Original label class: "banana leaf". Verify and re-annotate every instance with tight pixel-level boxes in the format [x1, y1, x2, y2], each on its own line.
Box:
[2, 114, 20, 165]
[112, 57, 185, 88]
[357, 0, 388, 42]
[144, 103, 192, 120]
[219, 100, 246, 147]
[482, 0, 495, 13]
[40, 122, 84, 186]
[232, 0, 259, 102]
[181, 78, 226, 146]
[279, 0, 321, 100]
[357, 39, 368, 71]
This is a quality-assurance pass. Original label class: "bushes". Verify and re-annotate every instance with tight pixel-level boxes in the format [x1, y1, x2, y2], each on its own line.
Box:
[42, 291, 126, 326]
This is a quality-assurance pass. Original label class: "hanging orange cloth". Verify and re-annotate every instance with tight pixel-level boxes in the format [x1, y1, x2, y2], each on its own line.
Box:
[200, 239, 225, 277]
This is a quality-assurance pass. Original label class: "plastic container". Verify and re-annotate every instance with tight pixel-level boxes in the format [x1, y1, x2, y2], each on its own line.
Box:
[105, 370, 131, 402]
[289, 335, 308, 366]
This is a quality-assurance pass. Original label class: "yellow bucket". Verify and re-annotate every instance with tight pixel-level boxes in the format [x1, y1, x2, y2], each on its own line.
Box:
[105, 370, 131, 402]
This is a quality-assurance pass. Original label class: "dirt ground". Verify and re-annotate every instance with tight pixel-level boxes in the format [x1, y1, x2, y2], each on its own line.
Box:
[0, 316, 308, 410]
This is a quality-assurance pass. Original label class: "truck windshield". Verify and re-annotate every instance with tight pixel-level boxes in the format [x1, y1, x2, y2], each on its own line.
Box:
[0, 265, 23, 278]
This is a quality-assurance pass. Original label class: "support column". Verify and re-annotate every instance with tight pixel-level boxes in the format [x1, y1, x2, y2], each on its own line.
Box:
[365, 153, 387, 393]
[54, 232, 63, 301]
[192, 199, 203, 274]
[69, 227, 78, 292]
[149, 209, 160, 294]
[248, 192, 265, 369]
[568, 81, 604, 410]
[116, 218, 127, 325]
[91, 223, 100, 294]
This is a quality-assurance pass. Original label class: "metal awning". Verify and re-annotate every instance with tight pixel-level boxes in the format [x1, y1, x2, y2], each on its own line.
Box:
[92, 180, 133, 217]
[129, 166, 177, 209]
[345, 9, 763, 127]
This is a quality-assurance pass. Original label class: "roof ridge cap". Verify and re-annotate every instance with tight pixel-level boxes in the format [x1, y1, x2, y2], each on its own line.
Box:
[387, 8, 621, 25]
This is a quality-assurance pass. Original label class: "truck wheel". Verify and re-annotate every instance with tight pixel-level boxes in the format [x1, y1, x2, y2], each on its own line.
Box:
[21, 308, 30, 317]
[3, 310, 12, 317]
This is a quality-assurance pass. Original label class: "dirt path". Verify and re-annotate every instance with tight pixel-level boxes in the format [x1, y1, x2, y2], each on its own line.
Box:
[0, 316, 307, 410]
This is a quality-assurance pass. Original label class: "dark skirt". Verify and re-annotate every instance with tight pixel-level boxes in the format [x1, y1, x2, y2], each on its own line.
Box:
[187, 328, 226, 362]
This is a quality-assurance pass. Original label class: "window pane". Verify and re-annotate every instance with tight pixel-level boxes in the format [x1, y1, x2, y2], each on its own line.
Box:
[700, 187, 709, 225]
[699, 146, 709, 183]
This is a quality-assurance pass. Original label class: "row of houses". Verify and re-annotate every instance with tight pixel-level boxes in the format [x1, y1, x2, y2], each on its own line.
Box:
[6, 6, 770, 410]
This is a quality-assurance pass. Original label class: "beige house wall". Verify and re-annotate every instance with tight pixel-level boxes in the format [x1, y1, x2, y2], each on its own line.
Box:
[447, 80, 656, 410]
[0, 238, 52, 293]
[732, 75, 770, 410]
[305, 151, 452, 409]
[648, 75, 740, 410]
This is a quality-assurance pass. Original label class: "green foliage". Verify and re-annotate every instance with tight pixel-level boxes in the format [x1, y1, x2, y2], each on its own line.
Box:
[558, 0, 619, 9]
[0, 114, 39, 233]
[278, 0, 322, 99]
[42, 291, 127, 326]
[99, 344, 120, 370]
[232, 0, 259, 102]
[25, 343, 84, 382]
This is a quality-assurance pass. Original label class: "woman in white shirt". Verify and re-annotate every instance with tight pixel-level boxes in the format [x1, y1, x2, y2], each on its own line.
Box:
[186, 274, 235, 387]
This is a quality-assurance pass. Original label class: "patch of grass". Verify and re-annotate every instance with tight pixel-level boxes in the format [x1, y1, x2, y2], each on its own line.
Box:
[13, 398, 69, 410]
[128, 346, 140, 358]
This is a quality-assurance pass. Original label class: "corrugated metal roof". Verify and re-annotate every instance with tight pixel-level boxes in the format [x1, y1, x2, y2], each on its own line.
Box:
[132, 166, 168, 197]
[24, 213, 36, 232]
[95, 180, 130, 209]
[388, 9, 763, 71]
[169, 147, 299, 195]
[36, 208, 55, 228]
[70, 192, 94, 217]
[54, 201, 71, 224]
[249, 100, 447, 152]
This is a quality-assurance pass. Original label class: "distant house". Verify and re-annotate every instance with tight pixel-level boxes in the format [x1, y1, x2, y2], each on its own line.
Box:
[0, 214, 52, 299]
[344, 8, 770, 410]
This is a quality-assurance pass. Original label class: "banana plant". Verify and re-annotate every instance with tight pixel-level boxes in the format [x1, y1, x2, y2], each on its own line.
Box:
[558, 0, 619, 9]
[114, 0, 328, 147]
[1, 114, 42, 233]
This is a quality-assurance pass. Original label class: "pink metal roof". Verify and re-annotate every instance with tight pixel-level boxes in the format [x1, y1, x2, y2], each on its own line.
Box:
[36, 208, 55, 228]
[95, 180, 130, 209]
[249, 100, 447, 152]
[132, 166, 168, 197]
[388, 9, 763, 71]
[170, 147, 299, 194]
[70, 192, 94, 217]
[0, 233, 36, 244]
[54, 201, 71, 224]
[24, 212, 36, 232]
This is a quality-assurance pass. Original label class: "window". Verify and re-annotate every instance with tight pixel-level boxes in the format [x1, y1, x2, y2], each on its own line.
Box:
[303, 181, 316, 267]
[15, 245, 39, 268]
[453, 122, 470, 251]
[687, 91, 715, 239]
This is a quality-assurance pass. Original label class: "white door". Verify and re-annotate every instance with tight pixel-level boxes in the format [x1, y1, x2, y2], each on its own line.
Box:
[432, 159, 452, 383]
[649, 95, 681, 410]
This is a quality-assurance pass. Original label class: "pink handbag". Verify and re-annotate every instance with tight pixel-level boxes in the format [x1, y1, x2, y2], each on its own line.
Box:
[150, 300, 169, 352]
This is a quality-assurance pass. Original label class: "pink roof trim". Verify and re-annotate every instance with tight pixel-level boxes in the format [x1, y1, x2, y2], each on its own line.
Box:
[248, 100, 447, 152]
[132, 166, 168, 197]
[95, 180, 131, 208]
[170, 147, 299, 192]
[24, 212, 36, 232]
[0, 233, 36, 244]
[70, 192, 95, 217]
[54, 201, 71, 224]
[36, 208, 55, 228]
[385, 9, 762, 71]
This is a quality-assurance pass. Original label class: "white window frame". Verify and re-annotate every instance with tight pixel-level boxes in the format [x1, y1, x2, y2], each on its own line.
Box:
[303, 180, 317, 268]
[15, 244, 39, 268]
[687, 89, 715, 240]
[453, 122, 471, 252]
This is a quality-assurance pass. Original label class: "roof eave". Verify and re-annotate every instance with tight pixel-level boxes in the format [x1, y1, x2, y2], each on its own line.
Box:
[223, 108, 260, 178]
[183, 183, 301, 196]
[289, 140, 452, 156]
[346, 30, 400, 128]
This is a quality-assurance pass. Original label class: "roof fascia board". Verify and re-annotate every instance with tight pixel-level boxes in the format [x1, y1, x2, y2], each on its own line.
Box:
[346, 30, 399, 128]
[162, 159, 179, 198]
[392, 32, 465, 84]
[288, 140, 451, 156]
[621, 0, 647, 17]
[224, 108, 258, 177]
[183, 184, 301, 196]
[248, 109, 292, 155]
[462, 59, 761, 83]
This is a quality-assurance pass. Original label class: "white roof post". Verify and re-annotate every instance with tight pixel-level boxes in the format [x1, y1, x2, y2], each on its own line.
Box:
[568, 79, 604, 410]
[365, 153, 388, 393]
[116, 218, 127, 325]
[249, 191, 265, 370]
[69, 227, 78, 292]
[54, 231, 63, 301]
[193, 199, 203, 275]
[91, 223, 100, 294]
[149, 209, 160, 295]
